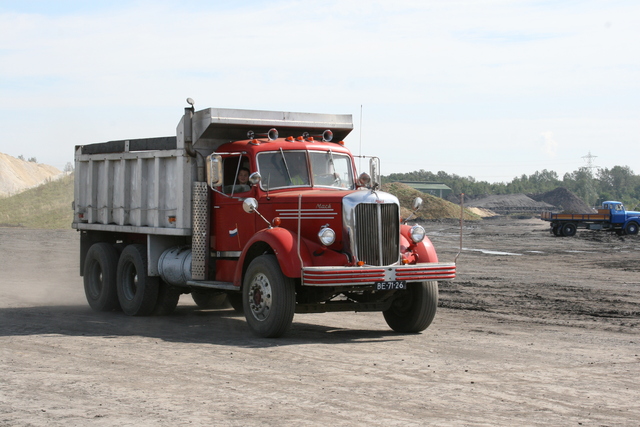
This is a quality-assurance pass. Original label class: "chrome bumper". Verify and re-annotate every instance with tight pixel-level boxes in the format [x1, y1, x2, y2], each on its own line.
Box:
[302, 263, 456, 286]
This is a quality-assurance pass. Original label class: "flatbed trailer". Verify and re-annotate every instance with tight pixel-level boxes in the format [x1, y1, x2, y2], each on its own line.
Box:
[541, 201, 640, 237]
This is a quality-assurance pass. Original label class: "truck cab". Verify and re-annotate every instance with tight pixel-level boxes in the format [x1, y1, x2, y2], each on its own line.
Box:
[602, 201, 640, 234]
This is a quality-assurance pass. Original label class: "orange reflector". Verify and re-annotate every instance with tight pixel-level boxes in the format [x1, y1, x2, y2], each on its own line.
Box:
[338, 140, 345, 145]
[357, 261, 365, 266]
[272, 217, 282, 227]
[402, 258, 409, 264]
[168, 216, 176, 223]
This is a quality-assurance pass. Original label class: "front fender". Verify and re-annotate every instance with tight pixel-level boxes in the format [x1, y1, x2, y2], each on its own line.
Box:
[400, 224, 439, 263]
[234, 227, 313, 286]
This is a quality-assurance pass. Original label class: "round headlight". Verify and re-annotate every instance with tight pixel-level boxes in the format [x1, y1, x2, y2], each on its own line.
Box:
[318, 227, 336, 246]
[410, 225, 426, 243]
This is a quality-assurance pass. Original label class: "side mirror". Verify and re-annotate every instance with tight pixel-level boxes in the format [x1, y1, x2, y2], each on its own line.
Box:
[243, 197, 258, 213]
[403, 197, 424, 224]
[206, 154, 223, 187]
[412, 197, 423, 211]
[369, 157, 380, 188]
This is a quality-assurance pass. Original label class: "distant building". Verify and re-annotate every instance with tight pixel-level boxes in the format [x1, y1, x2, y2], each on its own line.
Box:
[400, 181, 452, 199]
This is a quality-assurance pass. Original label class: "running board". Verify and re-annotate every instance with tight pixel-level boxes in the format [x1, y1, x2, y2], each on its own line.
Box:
[186, 281, 238, 291]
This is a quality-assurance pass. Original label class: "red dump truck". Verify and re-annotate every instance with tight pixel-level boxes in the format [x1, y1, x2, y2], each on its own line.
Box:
[73, 101, 456, 337]
[541, 201, 640, 237]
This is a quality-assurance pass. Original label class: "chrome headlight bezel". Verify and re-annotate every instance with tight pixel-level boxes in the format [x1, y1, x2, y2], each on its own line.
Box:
[410, 225, 426, 243]
[318, 226, 336, 246]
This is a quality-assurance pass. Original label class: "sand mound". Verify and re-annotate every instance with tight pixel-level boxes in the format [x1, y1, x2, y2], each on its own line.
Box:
[465, 193, 554, 214]
[529, 187, 595, 213]
[382, 182, 480, 220]
[0, 153, 62, 197]
[466, 207, 500, 217]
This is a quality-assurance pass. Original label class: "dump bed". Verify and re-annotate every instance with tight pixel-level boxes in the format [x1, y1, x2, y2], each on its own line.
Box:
[73, 141, 195, 236]
[73, 106, 353, 236]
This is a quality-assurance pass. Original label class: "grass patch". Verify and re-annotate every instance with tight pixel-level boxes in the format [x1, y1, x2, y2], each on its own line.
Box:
[0, 174, 74, 229]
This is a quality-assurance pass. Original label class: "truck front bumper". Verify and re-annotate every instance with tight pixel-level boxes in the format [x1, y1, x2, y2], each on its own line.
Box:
[302, 263, 456, 286]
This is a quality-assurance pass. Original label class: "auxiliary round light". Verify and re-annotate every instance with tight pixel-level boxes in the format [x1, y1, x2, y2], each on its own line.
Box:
[358, 172, 371, 186]
[410, 225, 426, 243]
[318, 227, 336, 246]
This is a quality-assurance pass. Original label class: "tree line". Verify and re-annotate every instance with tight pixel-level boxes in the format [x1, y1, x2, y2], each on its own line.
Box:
[383, 166, 640, 210]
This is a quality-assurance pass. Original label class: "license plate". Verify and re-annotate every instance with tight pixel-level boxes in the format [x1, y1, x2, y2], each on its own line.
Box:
[375, 281, 407, 290]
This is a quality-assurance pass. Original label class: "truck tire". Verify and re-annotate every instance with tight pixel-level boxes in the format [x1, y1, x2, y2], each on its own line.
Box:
[191, 290, 229, 309]
[226, 292, 244, 313]
[116, 244, 159, 316]
[243, 255, 295, 338]
[625, 222, 639, 235]
[383, 281, 438, 333]
[561, 223, 577, 237]
[83, 242, 120, 311]
[152, 280, 181, 316]
[552, 226, 561, 236]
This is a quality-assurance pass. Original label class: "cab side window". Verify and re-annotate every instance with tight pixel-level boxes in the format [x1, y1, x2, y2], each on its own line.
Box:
[223, 157, 251, 194]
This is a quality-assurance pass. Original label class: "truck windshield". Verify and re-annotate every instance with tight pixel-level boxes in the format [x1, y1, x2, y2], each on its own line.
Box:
[309, 151, 354, 189]
[257, 150, 310, 189]
[256, 150, 354, 190]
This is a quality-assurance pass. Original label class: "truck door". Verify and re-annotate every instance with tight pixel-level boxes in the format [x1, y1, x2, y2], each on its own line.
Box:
[212, 190, 257, 282]
[610, 203, 625, 224]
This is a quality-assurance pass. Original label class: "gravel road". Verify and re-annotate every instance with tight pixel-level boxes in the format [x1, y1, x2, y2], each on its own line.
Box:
[1, 219, 638, 426]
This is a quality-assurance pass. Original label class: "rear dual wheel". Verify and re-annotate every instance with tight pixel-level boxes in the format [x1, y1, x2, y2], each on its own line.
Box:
[84, 243, 120, 311]
[561, 223, 577, 237]
[116, 244, 159, 316]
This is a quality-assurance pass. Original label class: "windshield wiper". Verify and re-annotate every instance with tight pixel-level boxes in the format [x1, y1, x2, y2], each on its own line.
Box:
[279, 148, 293, 183]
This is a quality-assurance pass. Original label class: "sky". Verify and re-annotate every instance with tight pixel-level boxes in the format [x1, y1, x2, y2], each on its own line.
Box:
[0, 0, 638, 183]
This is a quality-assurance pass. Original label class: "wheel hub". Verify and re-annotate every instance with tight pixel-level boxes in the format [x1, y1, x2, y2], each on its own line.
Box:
[248, 273, 272, 321]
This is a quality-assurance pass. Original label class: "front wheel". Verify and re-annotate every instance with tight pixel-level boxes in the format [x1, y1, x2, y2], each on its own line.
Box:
[625, 222, 639, 235]
[383, 281, 438, 333]
[243, 255, 295, 338]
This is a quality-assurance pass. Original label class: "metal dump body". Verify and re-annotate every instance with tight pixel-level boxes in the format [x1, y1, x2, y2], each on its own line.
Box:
[73, 106, 353, 237]
[73, 140, 194, 236]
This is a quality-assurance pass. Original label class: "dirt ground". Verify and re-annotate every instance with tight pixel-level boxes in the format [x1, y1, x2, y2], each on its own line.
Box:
[1, 219, 639, 426]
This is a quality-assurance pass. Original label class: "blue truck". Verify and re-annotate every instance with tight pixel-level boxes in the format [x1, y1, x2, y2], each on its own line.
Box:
[541, 201, 640, 237]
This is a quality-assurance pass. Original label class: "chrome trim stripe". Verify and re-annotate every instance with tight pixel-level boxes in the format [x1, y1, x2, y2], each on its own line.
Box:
[276, 208, 338, 220]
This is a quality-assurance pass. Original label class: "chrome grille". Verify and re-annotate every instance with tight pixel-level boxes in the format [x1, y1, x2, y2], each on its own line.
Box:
[354, 203, 399, 266]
